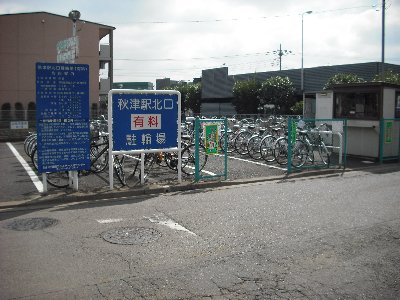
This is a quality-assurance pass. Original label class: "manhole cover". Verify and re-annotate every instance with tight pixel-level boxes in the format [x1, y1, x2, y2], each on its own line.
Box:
[4, 217, 59, 231]
[101, 227, 161, 245]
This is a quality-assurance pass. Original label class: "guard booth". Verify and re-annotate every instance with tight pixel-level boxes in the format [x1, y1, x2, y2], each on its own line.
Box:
[312, 82, 400, 160]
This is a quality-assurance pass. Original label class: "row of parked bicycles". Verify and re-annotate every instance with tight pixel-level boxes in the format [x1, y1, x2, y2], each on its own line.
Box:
[23, 116, 209, 188]
[222, 116, 332, 168]
[23, 115, 333, 189]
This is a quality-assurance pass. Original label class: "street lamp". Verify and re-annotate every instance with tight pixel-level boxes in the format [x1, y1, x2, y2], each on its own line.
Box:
[68, 10, 81, 37]
[301, 10, 312, 94]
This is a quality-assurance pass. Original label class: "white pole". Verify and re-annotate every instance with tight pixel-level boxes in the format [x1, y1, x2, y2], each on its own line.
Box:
[43, 173, 48, 192]
[141, 152, 145, 184]
[301, 11, 312, 95]
[108, 90, 114, 190]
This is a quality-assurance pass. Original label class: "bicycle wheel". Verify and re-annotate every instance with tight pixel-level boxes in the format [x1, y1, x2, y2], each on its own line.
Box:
[90, 142, 109, 173]
[31, 146, 38, 170]
[46, 171, 70, 188]
[26, 135, 37, 157]
[165, 151, 179, 171]
[318, 142, 330, 166]
[114, 155, 126, 186]
[138, 153, 156, 181]
[234, 131, 252, 155]
[247, 135, 262, 160]
[219, 131, 234, 154]
[260, 135, 276, 163]
[181, 143, 208, 175]
[291, 139, 307, 168]
[274, 137, 288, 166]
[24, 134, 37, 156]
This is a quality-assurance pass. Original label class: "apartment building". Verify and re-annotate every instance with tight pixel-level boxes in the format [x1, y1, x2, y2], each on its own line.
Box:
[0, 11, 115, 127]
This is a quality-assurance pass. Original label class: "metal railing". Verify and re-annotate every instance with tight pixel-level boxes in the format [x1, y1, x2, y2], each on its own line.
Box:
[287, 118, 347, 174]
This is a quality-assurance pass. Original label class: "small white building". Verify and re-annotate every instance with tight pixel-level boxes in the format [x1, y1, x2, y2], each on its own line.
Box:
[306, 82, 400, 159]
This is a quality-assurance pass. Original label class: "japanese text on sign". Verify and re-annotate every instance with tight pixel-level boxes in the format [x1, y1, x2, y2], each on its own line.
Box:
[36, 62, 90, 173]
[111, 92, 180, 151]
[117, 98, 174, 111]
[131, 114, 161, 130]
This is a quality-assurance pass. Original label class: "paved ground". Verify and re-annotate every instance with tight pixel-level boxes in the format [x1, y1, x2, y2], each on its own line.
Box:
[1, 166, 399, 299]
[1, 140, 399, 210]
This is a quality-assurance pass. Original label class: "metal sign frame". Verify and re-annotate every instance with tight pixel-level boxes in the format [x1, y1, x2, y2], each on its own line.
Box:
[36, 62, 90, 192]
[108, 89, 182, 189]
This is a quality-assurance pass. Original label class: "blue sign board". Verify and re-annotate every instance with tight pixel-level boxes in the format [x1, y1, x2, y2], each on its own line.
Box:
[111, 92, 179, 151]
[36, 62, 90, 173]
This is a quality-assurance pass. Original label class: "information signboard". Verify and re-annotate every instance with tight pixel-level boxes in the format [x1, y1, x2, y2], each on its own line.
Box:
[385, 121, 393, 144]
[57, 36, 79, 64]
[36, 62, 90, 173]
[204, 123, 219, 155]
[110, 91, 180, 151]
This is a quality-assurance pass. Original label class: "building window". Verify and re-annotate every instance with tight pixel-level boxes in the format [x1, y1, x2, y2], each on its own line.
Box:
[15, 102, 24, 120]
[27, 102, 36, 121]
[334, 92, 379, 119]
[1, 103, 11, 121]
[395, 92, 400, 118]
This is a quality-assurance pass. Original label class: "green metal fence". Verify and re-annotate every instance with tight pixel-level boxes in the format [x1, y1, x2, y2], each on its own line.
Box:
[379, 118, 400, 162]
[287, 118, 347, 174]
[194, 117, 228, 182]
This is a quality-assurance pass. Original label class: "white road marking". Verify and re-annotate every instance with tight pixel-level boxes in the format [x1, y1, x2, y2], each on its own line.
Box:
[6, 142, 44, 193]
[97, 218, 124, 224]
[183, 165, 216, 176]
[200, 168, 216, 176]
[226, 155, 287, 170]
[144, 215, 196, 236]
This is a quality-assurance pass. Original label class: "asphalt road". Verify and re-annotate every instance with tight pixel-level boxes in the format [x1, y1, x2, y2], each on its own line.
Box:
[0, 167, 399, 299]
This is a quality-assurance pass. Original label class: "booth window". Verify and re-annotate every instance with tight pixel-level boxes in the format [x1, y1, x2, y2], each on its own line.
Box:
[335, 92, 379, 119]
[396, 92, 400, 118]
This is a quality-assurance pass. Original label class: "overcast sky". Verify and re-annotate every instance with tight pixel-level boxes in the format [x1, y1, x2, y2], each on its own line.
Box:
[1, 0, 399, 85]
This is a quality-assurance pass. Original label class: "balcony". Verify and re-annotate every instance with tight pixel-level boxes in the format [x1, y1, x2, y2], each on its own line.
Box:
[99, 44, 111, 61]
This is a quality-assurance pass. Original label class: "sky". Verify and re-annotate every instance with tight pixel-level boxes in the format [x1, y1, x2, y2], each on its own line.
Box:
[1, 0, 399, 85]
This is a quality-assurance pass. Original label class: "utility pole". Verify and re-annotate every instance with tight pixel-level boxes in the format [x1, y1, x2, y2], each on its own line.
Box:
[272, 44, 292, 71]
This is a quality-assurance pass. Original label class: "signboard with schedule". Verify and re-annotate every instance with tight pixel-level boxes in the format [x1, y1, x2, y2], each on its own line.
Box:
[36, 62, 90, 173]
[110, 90, 181, 152]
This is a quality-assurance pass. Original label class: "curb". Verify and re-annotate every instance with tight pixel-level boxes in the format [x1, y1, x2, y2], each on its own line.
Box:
[1, 163, 398, 210]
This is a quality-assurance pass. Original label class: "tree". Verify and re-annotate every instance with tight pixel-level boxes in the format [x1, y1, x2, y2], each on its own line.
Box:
[323, 73, 365, 90]
[258, 76, 295, 114]
[290, 101, 303, 115]
[166, 82, 202, 114]
[184, 83, 202, 114]
[373, 70, 400, 85]
[232, 79, 261, 114]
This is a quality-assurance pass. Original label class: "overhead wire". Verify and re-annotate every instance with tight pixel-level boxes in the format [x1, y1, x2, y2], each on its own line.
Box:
[109, 3, 390, 80]
[107, 4, 376, 25]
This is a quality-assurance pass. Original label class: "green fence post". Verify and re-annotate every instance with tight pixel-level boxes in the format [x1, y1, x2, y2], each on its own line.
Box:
[379, 119, 384, 163]
[224, 117, 228, 180]
[287, 117, 292, 174]
[194, 117, 200, 182]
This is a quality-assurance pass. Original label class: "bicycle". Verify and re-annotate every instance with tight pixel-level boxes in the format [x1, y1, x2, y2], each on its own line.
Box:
[294, 126, 331, 167]
[31, 133, 126, 188]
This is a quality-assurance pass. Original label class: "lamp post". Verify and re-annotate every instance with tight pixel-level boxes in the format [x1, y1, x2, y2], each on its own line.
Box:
[301, 10, 312, 94]
[68, 10, 81, 37]
[67, 10, 80, 65]
[67, 10, 80, 190]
